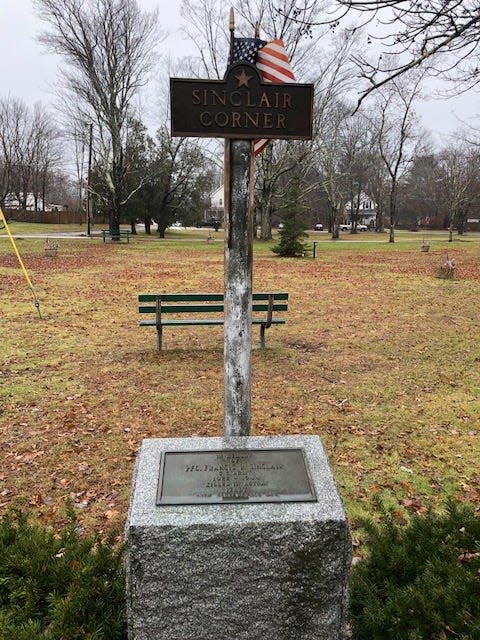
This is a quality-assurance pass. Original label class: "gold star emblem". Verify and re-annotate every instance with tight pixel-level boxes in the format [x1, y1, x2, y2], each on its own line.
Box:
[235, 69, 252, 87]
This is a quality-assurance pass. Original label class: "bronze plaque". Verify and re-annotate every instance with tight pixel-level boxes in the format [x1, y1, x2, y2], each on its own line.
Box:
[156, 448, 317, 505]
[170, 62, 313, 140]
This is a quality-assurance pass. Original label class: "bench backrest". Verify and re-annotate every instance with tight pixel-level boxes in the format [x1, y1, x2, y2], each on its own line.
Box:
[138, 292, 288, 315]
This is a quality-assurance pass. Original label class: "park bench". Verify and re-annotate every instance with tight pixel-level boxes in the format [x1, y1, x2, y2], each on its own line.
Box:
[138, 292, 288, 350]
[101, 229, 131, 243]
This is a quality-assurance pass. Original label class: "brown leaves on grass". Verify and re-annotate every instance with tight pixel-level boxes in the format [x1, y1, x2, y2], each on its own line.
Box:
[1, 238, 480, 533]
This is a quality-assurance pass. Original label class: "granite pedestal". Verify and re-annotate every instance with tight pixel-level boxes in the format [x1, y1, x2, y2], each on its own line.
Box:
[126, 435, 351, 640]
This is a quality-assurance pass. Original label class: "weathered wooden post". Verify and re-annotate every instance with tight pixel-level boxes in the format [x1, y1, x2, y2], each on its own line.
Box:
[223, 136, 254, 435]
[223, 11, 254, 436]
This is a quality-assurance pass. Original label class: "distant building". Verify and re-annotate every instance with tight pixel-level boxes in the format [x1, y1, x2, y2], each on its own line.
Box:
[45, 203, 67, 212]
[210, 185, 224, 211]
[345, 192, 377, 228]
[202, 185, 224, 223]
[4, 192, 43, 211]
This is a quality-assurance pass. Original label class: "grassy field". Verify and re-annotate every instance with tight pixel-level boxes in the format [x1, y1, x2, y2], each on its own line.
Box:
[1, 224, 479, 545]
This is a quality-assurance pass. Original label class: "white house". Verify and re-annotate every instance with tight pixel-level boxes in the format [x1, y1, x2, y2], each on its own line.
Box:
[4, 192, 44, 211]
[210, 185, 224, 211]
[345, 192, 377, 228]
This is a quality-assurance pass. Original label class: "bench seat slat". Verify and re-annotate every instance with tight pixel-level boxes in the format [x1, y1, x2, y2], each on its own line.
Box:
[138, 292, 288, 303]
[140, 318, 286, 327]
[141, 304, 226, 313]
[139, 293, 224, 302]
[138, 303, 288, 314]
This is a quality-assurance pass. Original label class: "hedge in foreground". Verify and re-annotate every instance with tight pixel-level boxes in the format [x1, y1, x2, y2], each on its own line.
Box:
[350, 501, 480, 640]
[0, 507, 126, 640]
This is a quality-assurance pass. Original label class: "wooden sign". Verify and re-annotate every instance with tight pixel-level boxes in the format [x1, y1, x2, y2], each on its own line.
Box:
[170, 62, 313, 140]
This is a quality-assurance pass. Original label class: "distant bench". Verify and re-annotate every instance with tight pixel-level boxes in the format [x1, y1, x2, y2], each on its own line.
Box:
[101, 229, 131, 243]
[138, 292, 288, 350]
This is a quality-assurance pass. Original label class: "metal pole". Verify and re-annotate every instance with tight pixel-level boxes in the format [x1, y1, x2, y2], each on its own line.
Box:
[86, 123, 93, 236]
[223, 139, 254, 436]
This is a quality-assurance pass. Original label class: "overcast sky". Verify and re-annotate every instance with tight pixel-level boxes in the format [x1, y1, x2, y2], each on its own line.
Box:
[1, 0, 479, 146]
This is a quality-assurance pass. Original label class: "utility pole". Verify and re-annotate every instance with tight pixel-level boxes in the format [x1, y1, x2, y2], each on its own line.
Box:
[86, 123, 93, 236]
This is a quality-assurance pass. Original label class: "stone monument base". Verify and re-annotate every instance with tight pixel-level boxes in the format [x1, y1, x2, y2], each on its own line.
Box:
[126, 435, 351, 640]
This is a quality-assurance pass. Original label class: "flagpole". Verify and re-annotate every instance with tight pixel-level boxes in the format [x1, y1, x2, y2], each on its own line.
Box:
[228, 7, 235, 68]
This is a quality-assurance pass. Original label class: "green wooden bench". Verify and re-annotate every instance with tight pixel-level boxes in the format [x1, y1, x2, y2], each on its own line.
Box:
[101, 229, 131, 243]
[138, 292, 288, 350]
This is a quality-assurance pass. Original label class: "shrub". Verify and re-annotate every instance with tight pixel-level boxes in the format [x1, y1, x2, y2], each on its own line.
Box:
[0, 506, 126, 639]
[350, 500, 480, 639]
[272, 174, 309, 257]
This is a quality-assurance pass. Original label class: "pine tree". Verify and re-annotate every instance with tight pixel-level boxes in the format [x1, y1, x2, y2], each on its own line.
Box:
[272, 175, 309, 257]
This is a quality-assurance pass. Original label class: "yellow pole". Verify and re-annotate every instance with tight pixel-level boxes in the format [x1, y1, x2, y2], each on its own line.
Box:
[0, 206, 42, 318]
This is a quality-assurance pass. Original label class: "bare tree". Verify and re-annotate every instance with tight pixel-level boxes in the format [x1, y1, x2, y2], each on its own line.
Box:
[289, 1, 480, 104]
[365, 152, 388, 232]
[0, 98, 61, 211]
[254, 139, 313, 239]
[181, 0, 326, 79]
[369, 69, 425, 242]
[437, 144, 480, 240]
[338, 110, 378, 232]
[313, 98, 352, 238]
[34, 0, 159, 236]
[0, 97, 22, 207]
[30, 104, 62, 211]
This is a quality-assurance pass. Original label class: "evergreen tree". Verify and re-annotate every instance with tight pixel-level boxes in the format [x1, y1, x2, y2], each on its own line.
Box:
[272, 175, 309, 257]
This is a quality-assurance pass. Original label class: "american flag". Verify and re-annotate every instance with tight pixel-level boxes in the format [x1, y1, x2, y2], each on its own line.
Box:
[231, 37, 296, 156]
[231, 38, 266, 65]
[255, 40, 296, 156]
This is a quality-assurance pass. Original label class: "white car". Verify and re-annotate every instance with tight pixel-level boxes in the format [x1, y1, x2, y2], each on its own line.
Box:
[340, 223, 368, 232]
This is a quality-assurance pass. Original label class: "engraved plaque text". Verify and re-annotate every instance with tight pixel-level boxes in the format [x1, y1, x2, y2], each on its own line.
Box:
[156, 448, 316, 505]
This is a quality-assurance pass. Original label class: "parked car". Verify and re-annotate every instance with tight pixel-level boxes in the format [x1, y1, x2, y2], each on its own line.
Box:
[197, 219, 221, 230]
[340, 223, 368, 232]
[314, 223, 323, 231]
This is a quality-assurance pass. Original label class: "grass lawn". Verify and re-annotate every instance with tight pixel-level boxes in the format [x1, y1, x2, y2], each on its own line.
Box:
[0, 225, 479, 544]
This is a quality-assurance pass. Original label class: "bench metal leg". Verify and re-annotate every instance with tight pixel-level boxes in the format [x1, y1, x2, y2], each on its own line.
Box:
[260, 323, 266, 349]
[156, 296, 163, 351]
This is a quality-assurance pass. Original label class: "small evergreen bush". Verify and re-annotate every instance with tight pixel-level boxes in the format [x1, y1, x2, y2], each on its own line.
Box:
[272, 174, 309, 257]
[350, 501, 480, 639]
[0, 506, 126, 639]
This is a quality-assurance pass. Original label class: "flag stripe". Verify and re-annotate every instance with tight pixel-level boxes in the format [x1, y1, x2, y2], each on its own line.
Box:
[253, 39, 296, 156]
[253, 139, 269, 154]
[256, 65, 295, 84]
[256, 54, 295, 80]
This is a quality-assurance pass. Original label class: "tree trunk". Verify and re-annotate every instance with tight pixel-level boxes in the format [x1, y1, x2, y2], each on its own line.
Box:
[260, 206, 272, 241]
[389, 182, 397, 243]
[376, 206, 384, 232]
[158, 224, 167, 238]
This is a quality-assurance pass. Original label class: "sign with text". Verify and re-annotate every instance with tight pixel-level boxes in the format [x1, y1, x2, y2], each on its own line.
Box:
[170, 62, 314, 140]
[156, 448, 317, 505]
